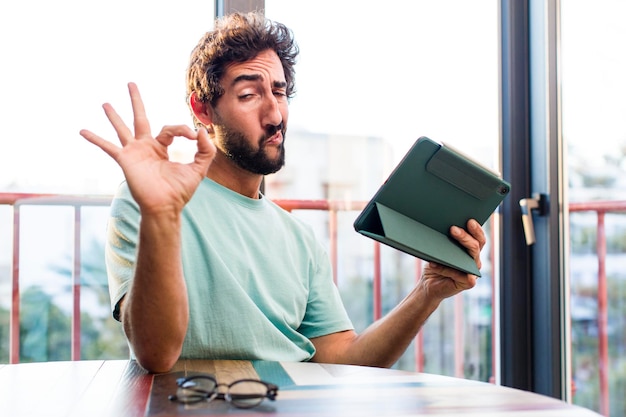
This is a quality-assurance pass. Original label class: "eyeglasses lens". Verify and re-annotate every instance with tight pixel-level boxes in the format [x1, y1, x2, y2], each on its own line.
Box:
[177, 377, 217, 403]
[227, 380, 268, 408]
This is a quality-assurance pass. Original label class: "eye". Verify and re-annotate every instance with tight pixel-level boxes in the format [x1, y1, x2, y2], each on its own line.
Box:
[273, 90, 287, 99]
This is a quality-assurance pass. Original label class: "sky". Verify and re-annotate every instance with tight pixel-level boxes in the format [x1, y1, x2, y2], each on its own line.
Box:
[0, 0, 214, 194]
[560, 0, 626, 167]
[0, 0, 624, 196]
[0, 0, 501, 196]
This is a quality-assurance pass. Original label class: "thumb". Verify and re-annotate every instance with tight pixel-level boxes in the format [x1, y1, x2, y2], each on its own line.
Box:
[193, 127, 216, 171]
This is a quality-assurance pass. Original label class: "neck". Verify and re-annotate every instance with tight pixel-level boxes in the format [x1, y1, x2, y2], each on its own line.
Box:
[206, 152, 264, 199]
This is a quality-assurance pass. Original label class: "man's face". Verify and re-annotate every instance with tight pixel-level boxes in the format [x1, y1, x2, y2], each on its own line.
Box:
[211, 49, 289, 175]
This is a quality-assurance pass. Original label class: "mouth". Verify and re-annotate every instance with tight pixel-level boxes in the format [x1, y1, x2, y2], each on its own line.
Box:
[265, 131, 283, 146]
[263, 123, 285, 147]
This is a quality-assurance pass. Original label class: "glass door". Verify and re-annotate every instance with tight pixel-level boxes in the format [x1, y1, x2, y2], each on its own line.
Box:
[498, 0, 568, 400]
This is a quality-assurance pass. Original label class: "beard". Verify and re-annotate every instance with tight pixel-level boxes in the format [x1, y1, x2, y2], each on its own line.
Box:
[215, 122, 286, 175]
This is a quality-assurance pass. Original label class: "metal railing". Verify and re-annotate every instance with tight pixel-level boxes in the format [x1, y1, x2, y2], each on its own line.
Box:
[2, 193, 624, 415]
[2, 193, 111, 363]
[569, 200, 626, 417]
[2, 194, 377, 364]
[1, 192, 467, 372]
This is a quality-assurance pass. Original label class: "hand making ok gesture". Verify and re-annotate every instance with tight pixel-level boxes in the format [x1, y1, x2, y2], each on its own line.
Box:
[79, 82, 216, 215]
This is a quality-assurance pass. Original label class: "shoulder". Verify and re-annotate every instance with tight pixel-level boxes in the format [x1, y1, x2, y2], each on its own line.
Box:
[265, 198, 316, 231]
[109, 181, 139, 217]
[263, 198, 328, 256]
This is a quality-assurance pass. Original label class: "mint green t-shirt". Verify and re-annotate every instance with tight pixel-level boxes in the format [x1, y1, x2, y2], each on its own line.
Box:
[106, 178, 354, 362]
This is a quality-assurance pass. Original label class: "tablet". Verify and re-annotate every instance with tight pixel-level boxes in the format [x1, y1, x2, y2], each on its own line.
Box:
[353, 136, 510, 276]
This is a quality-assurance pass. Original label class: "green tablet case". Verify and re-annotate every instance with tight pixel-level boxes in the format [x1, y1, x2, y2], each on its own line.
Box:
[353, 137, 511, 276]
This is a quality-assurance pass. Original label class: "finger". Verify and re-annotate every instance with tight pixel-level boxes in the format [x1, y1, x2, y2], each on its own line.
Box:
[450, 225, 482, 269]
[467, 219, 487, 249]
[128, 82, 152, 138]
[79, 129, 121, 160]
[102, 103, 134, 146]
[451, 270, 478, 290]
[154, 125, 198, 147]
[152, 125, 216, 176]
[426, 262, 478, 291]
[193, 127, 216, 169]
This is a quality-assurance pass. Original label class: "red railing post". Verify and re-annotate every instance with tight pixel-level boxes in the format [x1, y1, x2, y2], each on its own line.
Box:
[414, 258, 424, 372]
[596, 211, 609, 416]
[10, 205, 21, 364]
[71, 207, 82, 361]
[373, 242, 382, 321]
[454, 295, 464, 378]
[568, 200, 626, 415]
[329, 209, 338, 285]
[490, 216, 497, 384]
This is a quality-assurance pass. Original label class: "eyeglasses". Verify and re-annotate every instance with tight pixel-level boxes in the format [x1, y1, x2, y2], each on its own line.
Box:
[168, 374, 279, 409]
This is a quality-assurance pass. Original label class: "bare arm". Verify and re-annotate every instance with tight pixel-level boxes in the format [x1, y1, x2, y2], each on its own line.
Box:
[310, 219, 485, 367]
[118, 211, 187, 373]
[80, 83, 215, 372]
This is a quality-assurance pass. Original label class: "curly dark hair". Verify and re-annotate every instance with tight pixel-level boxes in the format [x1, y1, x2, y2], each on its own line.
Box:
[186, 11, 299, 126]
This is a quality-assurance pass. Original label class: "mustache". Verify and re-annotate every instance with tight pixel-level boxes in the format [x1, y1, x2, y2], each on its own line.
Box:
[261, 122, 285, 144]
[266, 122, 284, 137]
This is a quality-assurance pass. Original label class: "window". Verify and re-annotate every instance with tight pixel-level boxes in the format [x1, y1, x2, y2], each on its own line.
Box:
[264, 0, 499, 378]
[562, 1, 626, 414]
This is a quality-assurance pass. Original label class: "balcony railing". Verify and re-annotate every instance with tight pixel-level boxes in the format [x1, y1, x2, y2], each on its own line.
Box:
[1, 193, 624, 416]
[569, 200, 626, 417]
[0, 192, 475, 371]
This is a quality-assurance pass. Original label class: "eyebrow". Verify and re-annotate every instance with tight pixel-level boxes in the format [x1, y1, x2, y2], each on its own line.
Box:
[231, 74, 287, 89]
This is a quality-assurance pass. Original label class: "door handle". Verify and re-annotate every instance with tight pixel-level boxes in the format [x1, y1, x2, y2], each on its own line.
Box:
[519, 193, 548, 246]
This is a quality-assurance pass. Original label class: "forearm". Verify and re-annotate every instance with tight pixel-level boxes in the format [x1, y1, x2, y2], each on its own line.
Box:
[356, 289, 440, 367]
[121, 212, 188, 373]
[312, 287, 441, 368]
[319, 259, 480, 367]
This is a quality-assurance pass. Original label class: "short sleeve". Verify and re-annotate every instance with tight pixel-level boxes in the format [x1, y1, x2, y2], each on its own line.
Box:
[297, 243, 354, 339]
[105, 183, 140, 321]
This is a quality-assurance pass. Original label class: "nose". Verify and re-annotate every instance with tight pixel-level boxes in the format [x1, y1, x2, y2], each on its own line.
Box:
[261, 94, 284, 129]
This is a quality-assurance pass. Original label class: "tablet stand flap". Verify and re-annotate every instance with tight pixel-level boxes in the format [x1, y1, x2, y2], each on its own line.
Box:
[376, 203, 481, 277]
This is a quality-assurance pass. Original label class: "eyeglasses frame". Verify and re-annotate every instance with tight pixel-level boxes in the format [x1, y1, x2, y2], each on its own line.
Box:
[168, 373, 279, 409]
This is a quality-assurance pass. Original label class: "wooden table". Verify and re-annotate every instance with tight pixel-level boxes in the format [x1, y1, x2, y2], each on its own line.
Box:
[0, 359, 602, 416]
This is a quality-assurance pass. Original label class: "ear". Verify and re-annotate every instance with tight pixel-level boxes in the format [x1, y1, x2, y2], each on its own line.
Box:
[189, 92, 214, 126]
